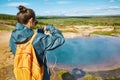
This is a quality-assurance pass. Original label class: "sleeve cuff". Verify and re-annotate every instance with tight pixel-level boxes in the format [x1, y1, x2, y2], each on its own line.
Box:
[46, 24, 56, 34]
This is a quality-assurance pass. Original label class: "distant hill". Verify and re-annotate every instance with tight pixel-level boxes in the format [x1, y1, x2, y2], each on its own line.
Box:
[0, 14, 16, 20]
[36, 15, 120, 19]
[0, 14, 120, 20]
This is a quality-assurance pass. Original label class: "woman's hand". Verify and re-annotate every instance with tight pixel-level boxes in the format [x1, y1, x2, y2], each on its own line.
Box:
[44, 26, 50, 35]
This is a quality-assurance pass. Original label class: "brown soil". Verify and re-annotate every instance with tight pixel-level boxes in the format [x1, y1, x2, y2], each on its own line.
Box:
[0, 31, 15, 80]
[0, 29, 119, 80]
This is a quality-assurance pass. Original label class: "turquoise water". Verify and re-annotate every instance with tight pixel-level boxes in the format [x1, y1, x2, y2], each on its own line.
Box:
[47, 36, 120, 66]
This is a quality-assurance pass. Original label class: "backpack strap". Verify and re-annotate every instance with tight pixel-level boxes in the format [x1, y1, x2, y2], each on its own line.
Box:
[29, 31, 37, 44]
[16, 31, 37, 49]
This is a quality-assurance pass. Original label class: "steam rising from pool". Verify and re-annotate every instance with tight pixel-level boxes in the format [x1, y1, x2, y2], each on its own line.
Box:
[47, 36, 120, 68]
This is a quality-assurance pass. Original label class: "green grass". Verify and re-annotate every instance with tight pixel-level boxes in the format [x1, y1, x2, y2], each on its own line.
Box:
[0, 14, 120, 34]
[59, 70, 75, 80]
[0, 27, 14, 31]
[83, 74, 102, 80]
[91, 30, 120, 36]
[0, 14, 16, 20]
[1, 14, 120, 27]
[0, 20, 16, 31]
[88, 67, 120, 80]
[59, 70, 68, 76]
[37, 17, 120, 27]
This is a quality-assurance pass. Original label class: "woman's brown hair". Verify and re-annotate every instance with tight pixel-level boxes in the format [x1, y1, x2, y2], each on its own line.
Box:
[17, 5, 36, 24]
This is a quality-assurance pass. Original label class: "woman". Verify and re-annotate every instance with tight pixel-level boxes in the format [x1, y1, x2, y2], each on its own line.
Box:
[9, 5, 65, 80]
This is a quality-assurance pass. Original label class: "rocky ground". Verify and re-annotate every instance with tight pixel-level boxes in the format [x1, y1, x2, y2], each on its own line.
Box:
[0, 31, 15, 80]
[0, 24, 120, 80]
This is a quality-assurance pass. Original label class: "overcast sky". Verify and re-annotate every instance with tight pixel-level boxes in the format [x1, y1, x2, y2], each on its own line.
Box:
[0, 0, 120, 16]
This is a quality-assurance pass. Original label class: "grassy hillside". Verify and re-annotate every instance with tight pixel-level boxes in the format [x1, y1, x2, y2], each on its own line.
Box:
[0, 14, 120, 27]
[0, 14, 120, 36]
[36, 15, 120, 27]
[0, 14, 16, 20]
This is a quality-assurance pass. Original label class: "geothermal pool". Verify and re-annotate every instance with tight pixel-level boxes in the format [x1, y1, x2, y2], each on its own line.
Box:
[47, 36, 120, 70]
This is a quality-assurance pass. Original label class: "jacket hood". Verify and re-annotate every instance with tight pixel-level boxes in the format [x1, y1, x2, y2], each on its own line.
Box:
[12, 23, 34, 43]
